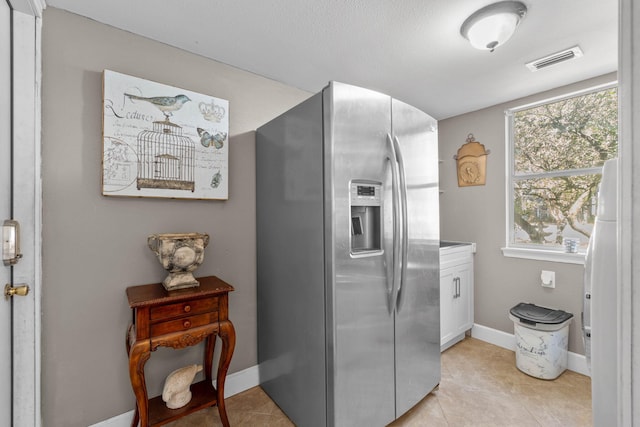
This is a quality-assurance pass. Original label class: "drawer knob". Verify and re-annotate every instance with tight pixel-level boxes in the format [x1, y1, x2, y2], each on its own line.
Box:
[184, 305, 191, 313]
[183, 320, 191, 329]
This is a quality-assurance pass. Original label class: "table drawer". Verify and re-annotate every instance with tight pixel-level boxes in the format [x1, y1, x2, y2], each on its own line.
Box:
[151, 312, 219, 336]
[150, 298, 218, 322]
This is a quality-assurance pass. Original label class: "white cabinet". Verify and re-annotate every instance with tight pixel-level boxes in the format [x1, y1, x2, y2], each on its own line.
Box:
[440, 243, 474, 351]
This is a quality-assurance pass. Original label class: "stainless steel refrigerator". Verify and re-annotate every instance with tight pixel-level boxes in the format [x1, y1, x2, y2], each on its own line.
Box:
[256, 81, 440, 427]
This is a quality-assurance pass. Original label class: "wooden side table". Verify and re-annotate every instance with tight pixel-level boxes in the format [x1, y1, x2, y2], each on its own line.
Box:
[126, 275, 236, 427]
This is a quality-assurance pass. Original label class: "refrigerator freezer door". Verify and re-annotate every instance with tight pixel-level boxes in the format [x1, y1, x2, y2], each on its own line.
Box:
[256, 92, 328, 427]
[391, 98, 441, 416]
[325, 82, 396, 426]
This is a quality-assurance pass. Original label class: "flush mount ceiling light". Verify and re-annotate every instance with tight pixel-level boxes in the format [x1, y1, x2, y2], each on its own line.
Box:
[460, 1, 527, 52]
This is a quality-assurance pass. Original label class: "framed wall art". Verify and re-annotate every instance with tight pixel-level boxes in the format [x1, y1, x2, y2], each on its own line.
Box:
[102, 70, 229, 200]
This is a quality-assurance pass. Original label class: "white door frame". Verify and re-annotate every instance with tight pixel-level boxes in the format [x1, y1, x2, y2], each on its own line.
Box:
[1, 1, 13, 425]
[619, 0, 639, 425]
[7, 0, 43, 426]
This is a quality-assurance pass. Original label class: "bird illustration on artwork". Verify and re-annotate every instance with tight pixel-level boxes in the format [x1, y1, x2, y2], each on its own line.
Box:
[124, 93, 191, 118]
[197, 128, 227, 149]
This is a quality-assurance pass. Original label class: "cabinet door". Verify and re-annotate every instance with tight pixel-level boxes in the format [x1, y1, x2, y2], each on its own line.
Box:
[453, 262, 473, 336]
[439, 266, 457, 347]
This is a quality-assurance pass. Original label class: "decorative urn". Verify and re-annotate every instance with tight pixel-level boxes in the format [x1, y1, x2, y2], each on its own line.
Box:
[147, 232, 210, 291]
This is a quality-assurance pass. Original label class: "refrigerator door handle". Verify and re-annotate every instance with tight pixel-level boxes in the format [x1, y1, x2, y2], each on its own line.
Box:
[392, 136, 409, 312]
[386, 134, 402, 314]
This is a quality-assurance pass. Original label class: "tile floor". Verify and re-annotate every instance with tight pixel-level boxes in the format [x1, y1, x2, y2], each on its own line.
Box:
[167, 337, 592, 426]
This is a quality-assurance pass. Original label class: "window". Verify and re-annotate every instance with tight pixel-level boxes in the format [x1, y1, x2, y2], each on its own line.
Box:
[504, 83, 618, 262]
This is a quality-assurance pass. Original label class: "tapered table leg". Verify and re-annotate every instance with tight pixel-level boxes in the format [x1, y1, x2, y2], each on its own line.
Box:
[216, 320, 236, 427]
[204, 332, 217, 382]
[128, 340, 151, 427]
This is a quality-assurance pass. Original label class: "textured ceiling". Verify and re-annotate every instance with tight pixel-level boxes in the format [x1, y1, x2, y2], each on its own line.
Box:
[44, 0, 618, 119]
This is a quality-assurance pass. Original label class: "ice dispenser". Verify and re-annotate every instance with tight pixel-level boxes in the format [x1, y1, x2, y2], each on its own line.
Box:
[350, 181, 382, 254]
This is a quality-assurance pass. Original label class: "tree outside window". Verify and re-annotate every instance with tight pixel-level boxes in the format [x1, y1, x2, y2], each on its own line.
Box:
[507, 84, 618, 251]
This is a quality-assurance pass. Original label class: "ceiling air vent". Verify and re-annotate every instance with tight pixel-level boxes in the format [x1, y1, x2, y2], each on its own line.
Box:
[525, 46, 584, 72]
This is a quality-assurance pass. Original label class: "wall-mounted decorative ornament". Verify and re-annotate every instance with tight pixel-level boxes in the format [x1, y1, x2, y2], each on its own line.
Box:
[454, 134, 490, 187]
[102, 70, 229, 200]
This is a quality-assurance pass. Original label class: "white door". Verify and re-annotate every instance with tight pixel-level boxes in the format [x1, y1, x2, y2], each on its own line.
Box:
[1, 1, 13, 425]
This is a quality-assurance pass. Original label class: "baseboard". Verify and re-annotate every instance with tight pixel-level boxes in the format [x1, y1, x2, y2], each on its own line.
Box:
[90, 365, 260, 427]
[217, 364, 260, 397]
[471, 323, 516, 351]
[471, 323, 590, 377]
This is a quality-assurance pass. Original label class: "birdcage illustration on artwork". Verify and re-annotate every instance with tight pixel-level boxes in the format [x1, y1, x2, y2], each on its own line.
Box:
[136, 119, 195, 192]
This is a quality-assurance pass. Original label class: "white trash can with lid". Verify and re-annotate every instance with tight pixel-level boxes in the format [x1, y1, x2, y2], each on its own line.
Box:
[509, 302, 573, 380]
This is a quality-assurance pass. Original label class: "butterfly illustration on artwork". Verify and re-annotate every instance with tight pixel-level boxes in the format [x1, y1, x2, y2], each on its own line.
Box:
[197, 128, 227, 149]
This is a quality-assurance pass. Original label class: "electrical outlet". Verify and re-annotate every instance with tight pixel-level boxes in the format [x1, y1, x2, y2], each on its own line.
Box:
[541, 270, 555, 288]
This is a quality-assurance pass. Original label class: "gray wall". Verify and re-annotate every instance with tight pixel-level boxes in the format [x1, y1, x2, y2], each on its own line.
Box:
[438, 72, 617, 356]
[41, 8, 310, 426]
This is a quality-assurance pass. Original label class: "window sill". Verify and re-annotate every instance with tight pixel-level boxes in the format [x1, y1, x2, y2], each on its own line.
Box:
[501, 247, 586, 265]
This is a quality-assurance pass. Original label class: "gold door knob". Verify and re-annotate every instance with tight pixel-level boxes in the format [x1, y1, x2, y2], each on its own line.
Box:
[4, 283, 29, 300]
